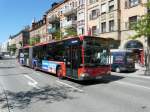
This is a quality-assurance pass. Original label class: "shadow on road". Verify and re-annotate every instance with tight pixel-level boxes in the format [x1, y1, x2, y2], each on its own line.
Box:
[0, 85, 78, 110]
[66, 75, 125, 86]
[0, 66, 16, 69]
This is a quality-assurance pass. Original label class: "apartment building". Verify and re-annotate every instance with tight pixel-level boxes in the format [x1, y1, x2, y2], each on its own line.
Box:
[9, 29, 30, 49]
[60, 0, 78, 37]
[30, 15, 48, 43]
[87, 0, 120, 41]
[87, 0, 100, 36]
[46, 3, 62, 40]
[120, 0, 147, 64]
[77, 0, 87, 35]
[120, 0, 147, 49]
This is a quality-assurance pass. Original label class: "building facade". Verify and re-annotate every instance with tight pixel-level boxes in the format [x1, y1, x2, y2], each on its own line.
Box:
[120, 0, 147, 64]
[30, 15, 48, 43]
[8, 28, 29, 55]
[120, 0, 147, 49]
[46, 3, 62, 40]
[9, 29, 30, 49]
[7, 0, 148, 63]
[59, 0, 78, 37]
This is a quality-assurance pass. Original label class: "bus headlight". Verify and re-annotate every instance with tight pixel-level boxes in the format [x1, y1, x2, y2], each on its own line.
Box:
[80, 73, 90, 78]
[107, 71, 111, 75]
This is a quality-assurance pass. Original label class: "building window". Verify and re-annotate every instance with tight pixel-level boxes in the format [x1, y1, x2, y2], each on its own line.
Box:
[101, 3, 107, 14]
[129, 0, 140, 7]
[109, 20, 114, 32]
[109, 0, 114, 12]
[89, 0, 98, 4]
[90, 9, 99, 20]
[129, 16, 137, 29]
[79, 0, 85, 6]
[101, 22, 106, 33]
[92, 26, 97, 36]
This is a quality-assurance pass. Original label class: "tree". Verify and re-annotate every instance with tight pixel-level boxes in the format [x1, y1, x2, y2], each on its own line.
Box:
[19, 41, 23, 47]
[29, 37, 40, 45]
[53, 29, 62, 40]
[8, 44, 17, 55]
[65, 27, 77, 37]
[131, 2, 150, 75]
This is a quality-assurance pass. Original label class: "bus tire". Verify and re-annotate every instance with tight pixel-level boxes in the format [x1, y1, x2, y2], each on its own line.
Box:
[115, 67, 121, 73]
[56, 66, 63, 79]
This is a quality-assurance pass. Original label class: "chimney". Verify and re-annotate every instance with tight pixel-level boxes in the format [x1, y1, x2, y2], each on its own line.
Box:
[51, 2, 58, 8]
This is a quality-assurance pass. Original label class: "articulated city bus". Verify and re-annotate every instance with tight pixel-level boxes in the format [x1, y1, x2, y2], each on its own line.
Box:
[19, 36, 112, 80]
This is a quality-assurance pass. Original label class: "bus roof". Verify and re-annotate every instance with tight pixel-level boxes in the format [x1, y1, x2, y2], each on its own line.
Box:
[110, 49, 132, 53]
[23, 45, 32, 49]
[31, 36, 116, 47]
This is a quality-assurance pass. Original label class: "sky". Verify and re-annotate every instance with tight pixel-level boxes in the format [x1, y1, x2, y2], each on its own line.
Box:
[0, 0, 61, 43]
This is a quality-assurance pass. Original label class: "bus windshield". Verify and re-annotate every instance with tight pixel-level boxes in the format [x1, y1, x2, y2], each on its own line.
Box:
[83, 37, 110, 66]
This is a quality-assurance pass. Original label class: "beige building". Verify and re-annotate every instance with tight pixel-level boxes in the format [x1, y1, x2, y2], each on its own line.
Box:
[85, 0, 147, 64]
[59, 0, 78, 37]
[46, 3, 62, 40]
[120, 0, 147, 49]
[9, 29, 29, 49]
[46, 0, 78, 40]
[86, 0, 120, 41]
[30, 15, 48, 43]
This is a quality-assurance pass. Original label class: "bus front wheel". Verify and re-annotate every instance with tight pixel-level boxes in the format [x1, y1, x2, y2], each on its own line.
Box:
[115, 67, 121, 73]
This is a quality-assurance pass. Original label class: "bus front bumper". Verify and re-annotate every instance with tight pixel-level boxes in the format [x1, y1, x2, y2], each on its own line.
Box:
[79, 71, 111, 80]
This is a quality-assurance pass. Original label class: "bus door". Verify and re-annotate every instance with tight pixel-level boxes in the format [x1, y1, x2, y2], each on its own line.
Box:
[66, 45, 79, 79]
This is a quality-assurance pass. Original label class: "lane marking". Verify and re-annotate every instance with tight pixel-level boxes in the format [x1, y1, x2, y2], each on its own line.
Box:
[129, 75, 150, 79]
[112, 72, 150, 80]
[56, 80, 84, 92]
[120, 73, 150, 79]
[115, 81, 150, 91]
[24, 75, 40, 89]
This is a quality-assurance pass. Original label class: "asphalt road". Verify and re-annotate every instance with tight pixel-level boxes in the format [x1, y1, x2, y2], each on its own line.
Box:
[0, 59, 150, 112]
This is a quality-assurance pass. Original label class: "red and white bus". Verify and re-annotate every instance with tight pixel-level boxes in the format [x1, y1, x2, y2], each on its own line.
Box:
[19, 36, 113, 80]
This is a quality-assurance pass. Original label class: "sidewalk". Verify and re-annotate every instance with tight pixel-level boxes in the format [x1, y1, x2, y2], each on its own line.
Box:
[111, 63, 150, 79]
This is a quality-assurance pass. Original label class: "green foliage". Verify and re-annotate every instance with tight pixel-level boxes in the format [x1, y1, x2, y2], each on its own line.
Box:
[131, 1, 150, 74]
[53, 29, 61, 40]
[29, 37, 40, 45]
[19, 41, 23, 47]
[65, 27, 77, 37]
[8, 44, 17, 53]
[131, 2, 150, 39]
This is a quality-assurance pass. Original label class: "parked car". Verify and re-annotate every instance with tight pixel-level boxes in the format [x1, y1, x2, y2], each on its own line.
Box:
[110, 49, 135, 73]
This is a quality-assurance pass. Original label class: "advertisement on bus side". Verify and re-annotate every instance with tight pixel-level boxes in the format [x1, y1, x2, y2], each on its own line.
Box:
[42, 60, 59, 74]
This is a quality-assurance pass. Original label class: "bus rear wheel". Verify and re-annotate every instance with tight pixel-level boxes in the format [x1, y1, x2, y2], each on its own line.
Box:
[56, 67, 63, 79]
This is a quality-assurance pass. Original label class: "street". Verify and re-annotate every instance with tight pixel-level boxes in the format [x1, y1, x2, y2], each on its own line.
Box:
[0, 59, 150, 112]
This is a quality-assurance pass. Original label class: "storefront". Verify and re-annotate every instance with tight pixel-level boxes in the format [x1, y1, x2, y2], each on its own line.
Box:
[124, 40, 144, 65]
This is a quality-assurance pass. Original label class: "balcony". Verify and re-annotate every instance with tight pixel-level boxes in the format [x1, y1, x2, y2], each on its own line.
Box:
[77, 4, 85, 11]
[63, 20, 77, 28]
[63, 7, 77, 16]
[48, 15, 59, 23]
[48, 27, 57, 34]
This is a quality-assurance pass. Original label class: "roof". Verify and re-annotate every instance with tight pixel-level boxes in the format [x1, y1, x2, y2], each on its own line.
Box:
[9, 29, 29, 39]
[45, 1, 64, 15]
